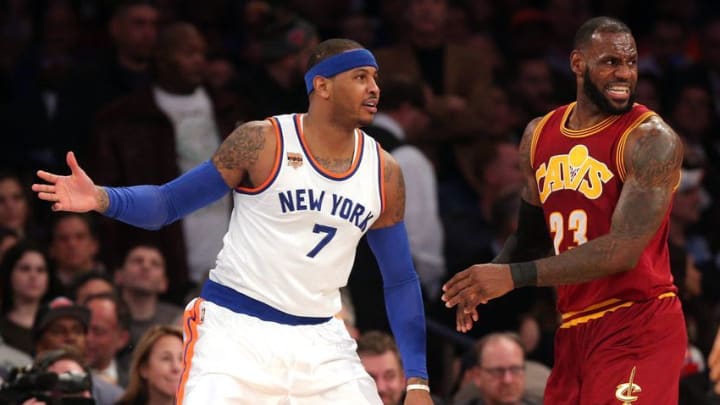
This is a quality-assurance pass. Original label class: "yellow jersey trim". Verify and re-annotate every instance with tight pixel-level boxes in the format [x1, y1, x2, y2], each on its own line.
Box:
[615, 111, 656, 181]
[559, 292, 676, 329]
[560, 102, 622, 138]
[529, 111, 554, 168]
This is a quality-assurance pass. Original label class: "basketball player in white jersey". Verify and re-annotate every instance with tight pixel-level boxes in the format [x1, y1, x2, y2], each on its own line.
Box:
[32, 39, 433, 405]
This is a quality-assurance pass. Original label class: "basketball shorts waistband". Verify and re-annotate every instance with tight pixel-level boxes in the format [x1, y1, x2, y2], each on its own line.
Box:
[559, 292, 676, 329]
[200, 279, 333, 325]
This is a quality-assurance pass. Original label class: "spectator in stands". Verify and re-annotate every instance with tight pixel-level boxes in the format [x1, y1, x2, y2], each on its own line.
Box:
[84, 0, 159, 110]
[0, 242, 52, 355]
[0, 172, 33, 239]
[49, 213, 103, 289]
[357, 330, 445, 404]
[236, 16, 318, 120]
[88, 23, 244, 301]
[32, 296, 123, 405]
[116, 325, 183, 405]
[83, 293, 132, 387]
[70, 270, 115, 305]
[455, 332, 543, 405]
[22, 348, 94, 403]
[357, 330, 409, 405]
[114, 245, 182, 345]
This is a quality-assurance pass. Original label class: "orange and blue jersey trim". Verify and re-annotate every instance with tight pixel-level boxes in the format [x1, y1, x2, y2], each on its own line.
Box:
[176, 298, 203, 404]
[293, 114, 364, 181]
[377, 142, 386, 215]
[200, 279, 332, 325]
[235, 117, 284, 195]
[559, 292, 676, 329]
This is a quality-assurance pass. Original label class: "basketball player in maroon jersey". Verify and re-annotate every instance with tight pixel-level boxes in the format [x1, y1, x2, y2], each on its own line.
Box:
[442, 16, 686, 404]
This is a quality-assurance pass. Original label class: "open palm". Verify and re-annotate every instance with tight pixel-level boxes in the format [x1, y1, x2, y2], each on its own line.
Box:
[32, 151, 101, 212]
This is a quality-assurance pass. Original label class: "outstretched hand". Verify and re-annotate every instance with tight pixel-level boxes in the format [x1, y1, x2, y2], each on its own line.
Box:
[32, 151, 103, 213]
[441, 263, 514, 332]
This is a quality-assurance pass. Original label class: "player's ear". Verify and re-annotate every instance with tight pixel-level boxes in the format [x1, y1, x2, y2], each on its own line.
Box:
[313, 76, 332, 99]
[570, 50, 585, 77]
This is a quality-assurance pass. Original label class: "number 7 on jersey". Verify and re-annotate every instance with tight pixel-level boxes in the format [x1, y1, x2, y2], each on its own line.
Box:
[306, 224, 337, 258]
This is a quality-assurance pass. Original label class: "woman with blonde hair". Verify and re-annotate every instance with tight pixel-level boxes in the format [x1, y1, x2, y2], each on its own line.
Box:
[116, 325, 183, 405]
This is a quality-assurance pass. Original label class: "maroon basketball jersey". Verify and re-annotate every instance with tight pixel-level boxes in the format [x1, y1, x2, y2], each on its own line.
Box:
[531, 102, 677, 313]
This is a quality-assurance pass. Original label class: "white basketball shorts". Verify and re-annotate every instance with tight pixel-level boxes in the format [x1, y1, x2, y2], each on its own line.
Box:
[176, 298, 382, 404]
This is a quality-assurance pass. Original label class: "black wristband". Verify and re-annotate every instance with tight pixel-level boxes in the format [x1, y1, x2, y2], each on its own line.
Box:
[509, 261, 538, 288]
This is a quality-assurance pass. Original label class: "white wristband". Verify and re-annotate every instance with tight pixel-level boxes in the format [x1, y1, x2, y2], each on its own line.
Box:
[406, 384, 430, 392]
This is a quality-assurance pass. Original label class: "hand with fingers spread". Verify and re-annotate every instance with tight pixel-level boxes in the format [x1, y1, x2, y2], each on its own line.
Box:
[32, 151, 107, 213]
[441, 263, 514, 332]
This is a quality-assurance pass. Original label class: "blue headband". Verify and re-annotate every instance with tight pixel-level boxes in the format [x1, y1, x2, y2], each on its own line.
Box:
[304, 49, 378, 94]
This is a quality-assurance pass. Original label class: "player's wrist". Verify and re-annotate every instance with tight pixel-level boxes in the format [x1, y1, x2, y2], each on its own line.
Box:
[95, 186, 110, 213]
[509, 261, 538, 288]
[406, 377, 429, 393]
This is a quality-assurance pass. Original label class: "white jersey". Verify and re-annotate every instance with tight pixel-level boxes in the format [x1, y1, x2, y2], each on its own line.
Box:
[209, 113, 384, 317]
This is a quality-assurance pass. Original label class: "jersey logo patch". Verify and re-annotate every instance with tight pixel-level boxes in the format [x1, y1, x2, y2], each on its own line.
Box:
[615, 366, 641, 404]
[535, 145, 614, 203]
[287, 152, 303, 168]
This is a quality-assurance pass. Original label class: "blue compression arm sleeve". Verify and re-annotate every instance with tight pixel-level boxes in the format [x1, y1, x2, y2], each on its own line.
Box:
[103, 161, 230, 230]
[366, 221, 428, 380]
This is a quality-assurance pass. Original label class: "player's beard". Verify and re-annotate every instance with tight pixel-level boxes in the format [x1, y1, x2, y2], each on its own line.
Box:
[583, 68, 635, 115]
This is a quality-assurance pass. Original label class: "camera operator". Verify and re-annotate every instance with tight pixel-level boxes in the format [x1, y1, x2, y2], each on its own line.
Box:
[32, 297, 123, 405]
[0, 347, 94, 404]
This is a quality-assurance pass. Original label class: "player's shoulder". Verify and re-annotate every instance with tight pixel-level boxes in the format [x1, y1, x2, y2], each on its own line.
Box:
[634, 114, 675, 136]
[524, 116, 547, 136]
[224, 119, 278, 147]
[377, 146, 402, 174]
[628, 114, 680, 151]
[233, 119, 274, 136]
[519, 115, 547, 150]
[623, 114, 683, 172]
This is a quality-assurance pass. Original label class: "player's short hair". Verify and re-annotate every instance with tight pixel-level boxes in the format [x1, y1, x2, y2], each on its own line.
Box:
[574, 16, 632, 50]
[306, 38, 364, 72]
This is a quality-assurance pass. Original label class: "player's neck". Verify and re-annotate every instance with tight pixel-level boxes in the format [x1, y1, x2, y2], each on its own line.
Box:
[303, 112, 357, 158]
[567, 99, 613, 130]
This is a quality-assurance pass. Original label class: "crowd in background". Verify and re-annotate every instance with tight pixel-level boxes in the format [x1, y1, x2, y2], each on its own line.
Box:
[3, 0, 720, 403]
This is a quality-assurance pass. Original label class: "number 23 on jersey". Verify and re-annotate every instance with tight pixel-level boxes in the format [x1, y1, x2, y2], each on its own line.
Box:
[548, 210, 588, 254]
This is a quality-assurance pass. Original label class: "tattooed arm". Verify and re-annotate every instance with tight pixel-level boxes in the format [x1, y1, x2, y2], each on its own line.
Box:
[371, 150, 406, 228]
[32, 120, 276, 228]
[212, 120, 276, 188]
[534, 116, 682, 285]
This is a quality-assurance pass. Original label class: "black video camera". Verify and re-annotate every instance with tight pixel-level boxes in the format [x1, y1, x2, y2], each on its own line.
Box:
[0, 365, 95, 405]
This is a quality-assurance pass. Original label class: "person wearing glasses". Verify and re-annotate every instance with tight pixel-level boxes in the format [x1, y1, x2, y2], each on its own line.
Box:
[459, 332, 540, 405]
